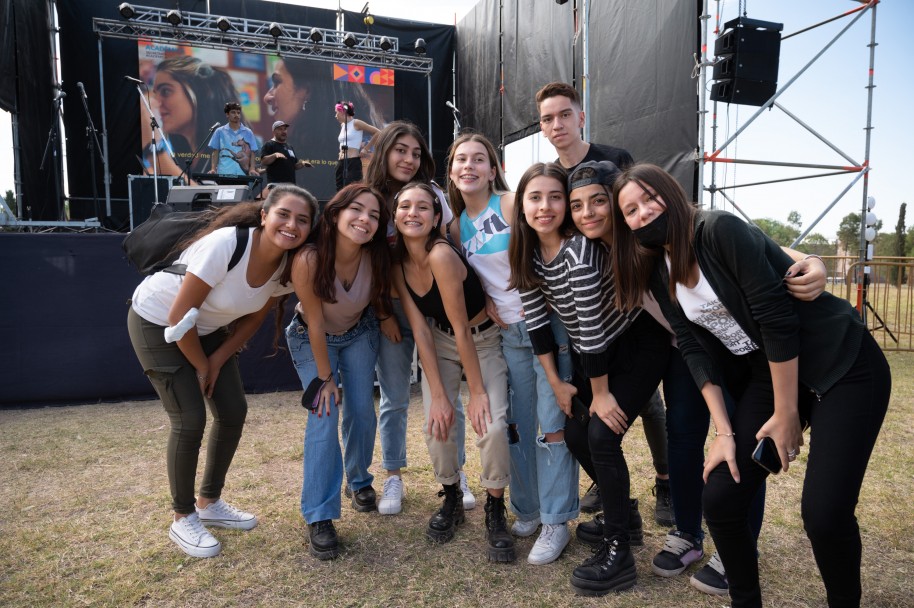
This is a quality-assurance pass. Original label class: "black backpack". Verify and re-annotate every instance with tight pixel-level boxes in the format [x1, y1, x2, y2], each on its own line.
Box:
[122, 203, 248, 275]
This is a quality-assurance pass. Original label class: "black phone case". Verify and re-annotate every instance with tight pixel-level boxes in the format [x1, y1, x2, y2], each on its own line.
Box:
[751, 437, 782, 474]
[570, 396, 590, 426]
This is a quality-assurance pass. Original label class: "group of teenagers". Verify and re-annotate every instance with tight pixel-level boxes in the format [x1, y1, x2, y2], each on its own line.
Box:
[128, 82, 891, 607]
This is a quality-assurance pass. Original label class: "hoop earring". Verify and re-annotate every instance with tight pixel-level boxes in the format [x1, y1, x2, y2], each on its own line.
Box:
[301, 100, 308, 111]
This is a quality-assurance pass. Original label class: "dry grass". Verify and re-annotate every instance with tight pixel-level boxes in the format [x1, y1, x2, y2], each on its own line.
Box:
[1, 352, 912, 607]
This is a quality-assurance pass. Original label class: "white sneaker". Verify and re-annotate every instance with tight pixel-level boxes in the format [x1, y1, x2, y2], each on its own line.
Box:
[511, 516, 541, 537]
[169, 512, 221, 558]
[527, 522, 571, 565]
[196, 499, 258, 530]
[459, 470, 476, 510]
[378, 475, 404, 515]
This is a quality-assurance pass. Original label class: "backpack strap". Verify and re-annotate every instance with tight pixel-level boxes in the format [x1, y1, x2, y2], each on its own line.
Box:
[228, 225, 249, 272]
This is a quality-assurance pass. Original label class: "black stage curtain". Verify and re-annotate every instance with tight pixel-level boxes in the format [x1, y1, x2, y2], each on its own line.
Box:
[0, 232, 301, 407]
[54, 0, 454, 222]
[457, 0, 697, 193]
[0, 0, 58, 220]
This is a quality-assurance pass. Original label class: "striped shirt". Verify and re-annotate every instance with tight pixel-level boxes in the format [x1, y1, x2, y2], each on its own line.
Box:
[520, 234, 639, 377]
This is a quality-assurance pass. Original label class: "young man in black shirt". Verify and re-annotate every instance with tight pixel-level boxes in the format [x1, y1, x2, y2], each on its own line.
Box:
[260, 120, 311, 185]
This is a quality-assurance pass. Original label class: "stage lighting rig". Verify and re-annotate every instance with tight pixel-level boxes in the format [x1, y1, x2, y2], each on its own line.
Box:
[414, 38, 426, 55]
[165, 10, 182, 26]
[215, 17, 231, 32]
[343, 33, 357, 48]
[269, 22, 284, 38]
[309, 27, 323, 43]
[118, 2, 136, 19]
[379, 36, 392, 51]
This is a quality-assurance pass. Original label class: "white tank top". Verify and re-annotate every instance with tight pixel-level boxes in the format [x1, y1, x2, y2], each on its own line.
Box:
[338, 120, 362, 149]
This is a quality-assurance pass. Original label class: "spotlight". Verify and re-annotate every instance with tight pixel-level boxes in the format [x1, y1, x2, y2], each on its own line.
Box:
[363, 14, 375, 26]
[309, 27, 323, 43]
[118, 2, 136, 19]
[343, 33, 357, 48]
[165, 9, 182, 26]
[379, 36, 392, 52]
[269, 22, 283, 38]
[216, 17, 231, 32]
[414, 37, 426, 55]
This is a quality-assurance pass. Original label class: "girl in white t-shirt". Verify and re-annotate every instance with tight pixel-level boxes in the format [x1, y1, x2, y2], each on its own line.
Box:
[128, 184, 316, 559]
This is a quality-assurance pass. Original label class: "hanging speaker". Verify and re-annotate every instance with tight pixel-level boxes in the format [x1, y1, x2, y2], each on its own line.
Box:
[710, 17, 783, 107]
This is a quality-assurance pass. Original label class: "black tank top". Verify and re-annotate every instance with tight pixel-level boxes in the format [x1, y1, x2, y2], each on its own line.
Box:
[402, 242, 487, 331]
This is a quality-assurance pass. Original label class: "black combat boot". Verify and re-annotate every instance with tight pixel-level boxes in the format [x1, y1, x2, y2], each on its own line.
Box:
[570, 536, 637, 596]
[308, 520, 340, 560]
[484, 492, 516, 562]
[575, 499, 644, 547]
[426, 483, 465, 543]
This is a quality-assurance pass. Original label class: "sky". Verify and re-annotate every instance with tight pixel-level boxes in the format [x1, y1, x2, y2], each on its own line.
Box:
[1, 0, 910, 241]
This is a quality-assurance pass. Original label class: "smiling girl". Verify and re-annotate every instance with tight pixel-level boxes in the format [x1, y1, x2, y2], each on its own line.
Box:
[508, 162, 670, 595]
[127, 184, 316, 558]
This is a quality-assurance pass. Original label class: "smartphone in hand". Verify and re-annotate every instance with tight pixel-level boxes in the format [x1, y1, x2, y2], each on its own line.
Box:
[751, 436, 782, 474]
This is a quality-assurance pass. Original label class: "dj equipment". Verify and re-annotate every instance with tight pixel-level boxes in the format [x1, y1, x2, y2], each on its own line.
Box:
[166, 185, 253, 212]
[192, 172, 263, 189]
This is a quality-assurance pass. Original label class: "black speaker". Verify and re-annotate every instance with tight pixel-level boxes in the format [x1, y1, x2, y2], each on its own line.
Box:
[166, 185, 253, 212]
[129, 175, 176, 229]
[710, 17, 782, 107]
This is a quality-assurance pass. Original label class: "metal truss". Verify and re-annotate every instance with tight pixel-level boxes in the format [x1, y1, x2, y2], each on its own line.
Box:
[93, 5, 433, 73]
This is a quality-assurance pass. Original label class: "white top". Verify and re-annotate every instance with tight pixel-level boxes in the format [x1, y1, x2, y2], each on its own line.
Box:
[338, 120, 362, 149]
[670, 256, 759, 355]
[458, 193, 523, 324]
[131, 226, 294, 335]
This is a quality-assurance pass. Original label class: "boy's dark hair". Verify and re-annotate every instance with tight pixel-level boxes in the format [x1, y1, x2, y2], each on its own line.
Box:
[223, 101, 242, 114]
[535, 82, 581, 109]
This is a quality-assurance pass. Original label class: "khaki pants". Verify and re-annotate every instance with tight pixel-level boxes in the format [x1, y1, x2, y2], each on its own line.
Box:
[421, 323, 509, 489]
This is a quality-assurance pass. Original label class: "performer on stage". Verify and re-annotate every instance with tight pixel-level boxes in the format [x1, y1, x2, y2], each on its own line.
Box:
[208, 102, 258, 177]
[334, 101, 379, 190]
[260, 120, 311, 185]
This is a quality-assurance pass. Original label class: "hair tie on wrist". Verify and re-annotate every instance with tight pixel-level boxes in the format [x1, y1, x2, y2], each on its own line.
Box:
[714, 430, 735, 437]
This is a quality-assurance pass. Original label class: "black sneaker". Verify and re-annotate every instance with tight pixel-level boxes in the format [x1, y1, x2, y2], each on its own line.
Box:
[580, 482, 601, 513]
[308, 520, 340, 560]
[426, 483, 465, 543]
[484, 493, 516, 563]
[570, 537, 637, 596]
[351, 485, 377, 512]
[690, 552, 729, 596]
[652, 478, 675, 527]
[576, 500, 644, 547]
[651, 530, 704, 577]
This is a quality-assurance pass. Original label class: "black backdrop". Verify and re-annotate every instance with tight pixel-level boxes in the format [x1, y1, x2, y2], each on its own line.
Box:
[54, 0, 455, 222]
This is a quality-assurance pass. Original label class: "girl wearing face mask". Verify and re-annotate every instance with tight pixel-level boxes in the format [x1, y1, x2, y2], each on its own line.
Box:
[286, 183, 392, 561]
[392, 181, 514, 562]
[363, 122, 471, 517]
[610, 163, 890, 607]
[508, 162, 670, 596]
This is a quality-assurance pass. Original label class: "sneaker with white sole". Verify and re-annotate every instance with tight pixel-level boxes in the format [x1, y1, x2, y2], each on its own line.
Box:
[196, 499, 258, 530]
[378, 475, 404, 515]
[527, 522, 571, 565]
[690, 552, 729, 596]
[511, 516, 541, 537]
[651, 530, 703, 577]
[169, 512, 221, 558]
[459, 470, 476, 510]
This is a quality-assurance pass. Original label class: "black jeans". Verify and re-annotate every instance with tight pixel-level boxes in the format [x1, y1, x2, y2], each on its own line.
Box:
[564, 312, 669, 543]
[127, 308, 248, 514]
[703, 332, 890, 607]
[335, 157, 363, 190]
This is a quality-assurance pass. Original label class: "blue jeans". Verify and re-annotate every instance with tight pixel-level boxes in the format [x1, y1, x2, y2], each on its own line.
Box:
[663, 347, 766, 541]
[377, 299, 465, 471]
[286, 311, 379, 523]
[505, 314, 578, 525]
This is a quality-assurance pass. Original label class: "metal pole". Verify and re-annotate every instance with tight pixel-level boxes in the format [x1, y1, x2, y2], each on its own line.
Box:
[582, 0, 590, 142]
[697, 0, 710, 204]
[427, 72, 432, 153]
[97, 37, 112, 217]
[857, 2, 878, 324]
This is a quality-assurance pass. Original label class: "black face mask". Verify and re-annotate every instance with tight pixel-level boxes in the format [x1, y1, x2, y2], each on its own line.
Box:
[632, 211, 669, 247]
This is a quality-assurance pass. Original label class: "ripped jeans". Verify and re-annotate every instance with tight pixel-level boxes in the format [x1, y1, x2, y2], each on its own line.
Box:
[127, 307, 248, 514]
[504, 313, 579, 525]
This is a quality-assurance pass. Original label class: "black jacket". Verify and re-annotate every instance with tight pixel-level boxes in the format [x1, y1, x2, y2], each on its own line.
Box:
[649, 210, 864, 396]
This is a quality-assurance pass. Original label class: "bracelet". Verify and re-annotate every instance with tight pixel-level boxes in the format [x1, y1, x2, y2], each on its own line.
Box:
[714, 430, 735, 437]
[803, 254, 825, 265]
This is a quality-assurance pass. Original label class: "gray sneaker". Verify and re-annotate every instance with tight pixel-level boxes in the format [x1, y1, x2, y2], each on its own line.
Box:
[690, 552, 729, 596]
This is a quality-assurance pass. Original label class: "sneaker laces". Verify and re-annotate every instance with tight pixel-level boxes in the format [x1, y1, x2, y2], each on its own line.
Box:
[177, 514, 209, 542]
[314, 520, 334, 534]
[537, 523, 558, 544]
[382, 476, 403, 499]
[582, 538, 619, 567]
[706, 552, 726, 576]
[437, 486, 460, 515]
[204, 499, 244, 519]
[661, 532, 696, 557]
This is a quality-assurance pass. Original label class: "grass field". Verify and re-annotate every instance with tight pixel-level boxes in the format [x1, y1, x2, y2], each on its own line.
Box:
[1, 352, 912, 607]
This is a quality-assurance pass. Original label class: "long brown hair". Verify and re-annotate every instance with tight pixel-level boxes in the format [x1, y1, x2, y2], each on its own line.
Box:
[610, 163, 697, 311]
[444, 132, 510, 218]
[364, 121, 436, 212]
[391, 181, 444, 263]
[507, 162, 574, 291]
[309, 182, 392, 317]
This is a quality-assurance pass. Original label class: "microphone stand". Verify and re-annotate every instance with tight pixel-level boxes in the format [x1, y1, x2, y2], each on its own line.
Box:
[77, 85, 105, 223]
[132, 82, 167, 205]
[449, 105, 461, 140]
[176, 122, 220, 186]
[39, 92, 65, 221]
